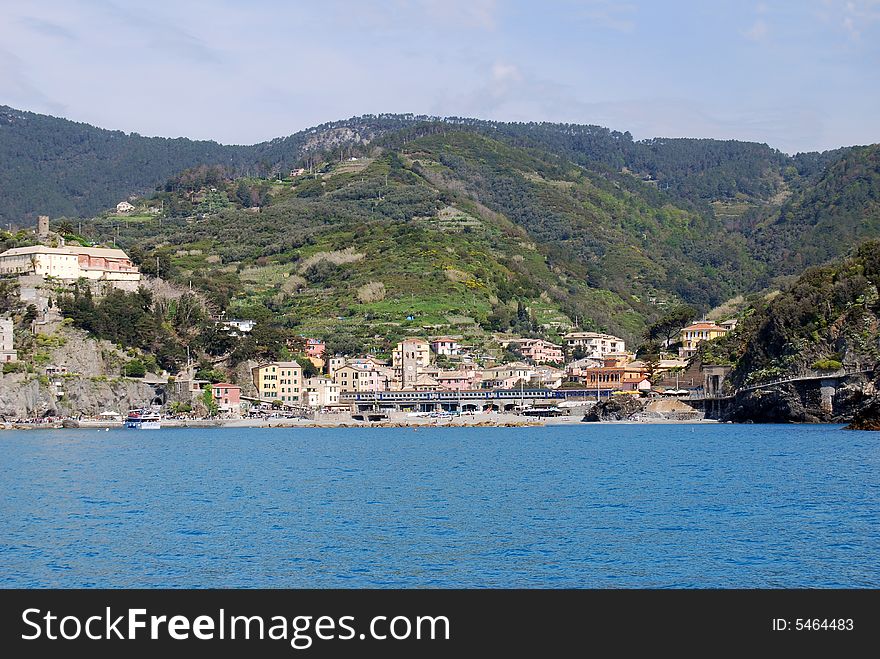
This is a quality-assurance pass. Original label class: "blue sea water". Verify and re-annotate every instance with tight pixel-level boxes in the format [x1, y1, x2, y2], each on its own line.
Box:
[0, 424, 877, 588]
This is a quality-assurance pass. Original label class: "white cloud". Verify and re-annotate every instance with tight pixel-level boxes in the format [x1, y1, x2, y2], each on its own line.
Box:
[820, 0, 880, 40]
[744, 18, 769, 40]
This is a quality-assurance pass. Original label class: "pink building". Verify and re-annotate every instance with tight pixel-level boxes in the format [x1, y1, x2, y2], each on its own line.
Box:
[436, 369, 480, 391]
[304, 338, 326, 359]
[212, 383, 241, 412]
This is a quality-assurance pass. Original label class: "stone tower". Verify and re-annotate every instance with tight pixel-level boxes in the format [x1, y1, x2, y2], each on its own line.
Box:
[37, 215, 49, 239]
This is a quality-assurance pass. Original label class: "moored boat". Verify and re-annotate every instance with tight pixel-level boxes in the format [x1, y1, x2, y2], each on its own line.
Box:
[125, 409, 161, 429]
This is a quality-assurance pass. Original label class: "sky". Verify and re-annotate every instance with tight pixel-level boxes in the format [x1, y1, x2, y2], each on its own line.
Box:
[1, 0, 878, 153]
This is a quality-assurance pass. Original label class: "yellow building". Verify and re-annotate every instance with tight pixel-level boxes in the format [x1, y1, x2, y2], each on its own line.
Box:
[251, 361, 303, 404]
[678, 322, 729, 359]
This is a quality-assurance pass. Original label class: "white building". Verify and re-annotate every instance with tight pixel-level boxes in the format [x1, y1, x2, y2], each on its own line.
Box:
[0, 245, 141, 283]
[563, 332, 626, 359]
[429, 337, 460, 356]
[0, 318, 17, 363]
[220, 319, 256, 335]
[116, 201, 135, 213]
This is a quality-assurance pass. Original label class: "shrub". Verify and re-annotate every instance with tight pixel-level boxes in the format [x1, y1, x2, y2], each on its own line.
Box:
[123, 359, 147, 378]
[812, 358, 842, 371]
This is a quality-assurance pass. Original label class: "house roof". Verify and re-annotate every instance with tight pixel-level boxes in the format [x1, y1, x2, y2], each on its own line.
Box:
[64, 245, 131, 259]
[212, 382, 240, 389]
[681, 322, 725, 332]
[0, 245, 131, 260]
[0, 246, 75, 257]
[563, 331, 624, 341]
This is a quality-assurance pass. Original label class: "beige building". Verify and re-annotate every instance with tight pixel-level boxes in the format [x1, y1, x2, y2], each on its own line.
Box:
[305, 376, 341, 408]
[251, 361, 303, 404]
[392, 338, 431, 388]
[563, 332, 626, 359]
[506, 338, 564, 364]
[0, 318, 17, 363]
[0, 245, 141, 282]
[482, 362, 535, 389]
[333, 365, 389, 393]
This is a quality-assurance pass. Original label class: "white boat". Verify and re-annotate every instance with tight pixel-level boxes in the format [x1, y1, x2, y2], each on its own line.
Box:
[125, 409, 161, 429]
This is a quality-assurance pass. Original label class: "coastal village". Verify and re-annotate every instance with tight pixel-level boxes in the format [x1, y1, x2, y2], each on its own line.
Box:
[0, 215, 741, 426]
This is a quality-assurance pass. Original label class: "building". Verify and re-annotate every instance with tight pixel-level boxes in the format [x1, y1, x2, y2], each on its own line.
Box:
[304, 338, 326, 359]
[0, 245, 141, 283]
[481, 363, 535, 390]
[412, 373, 440, 391]
[0, 318, 17, 362]
[116, 201, 135, 213]
[565, 357, 604, 378]
[530, 365, 564, 389]
[304, 376, 341, 408]
[429, 337, 460, 356]
[678, 322, 730, 359]
[220, 319, 256, 335]
[563, 332, 626, 359]
[251, 362, 303, 404]
[435, 369, 480, 391]
[392, 338, 431, 388]
[327, 356, 346, 376]
[580, 366, 624, 390]
[37, 215, 49, 239]
[211, 383, 241, 412]
[332, 364, 389, 393]
[506, 338, 564, 364]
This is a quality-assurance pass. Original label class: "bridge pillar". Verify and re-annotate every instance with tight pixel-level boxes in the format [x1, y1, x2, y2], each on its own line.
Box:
[820, 379, 836, 415]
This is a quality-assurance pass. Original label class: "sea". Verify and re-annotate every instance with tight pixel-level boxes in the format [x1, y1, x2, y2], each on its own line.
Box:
[1, 424, 877, 588]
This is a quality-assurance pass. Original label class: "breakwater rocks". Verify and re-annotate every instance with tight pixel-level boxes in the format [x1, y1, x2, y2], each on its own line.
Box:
[724, 384, 821, 423]
[846, 399, 880, 430]
[582, 396, 704, 422]
[582, 396, 645, 421]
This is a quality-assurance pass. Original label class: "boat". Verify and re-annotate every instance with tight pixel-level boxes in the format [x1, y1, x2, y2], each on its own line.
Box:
[125, 408, 161, 429]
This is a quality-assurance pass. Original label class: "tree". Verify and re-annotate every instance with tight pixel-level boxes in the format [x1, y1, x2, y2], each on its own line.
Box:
[24, 304, 38, 326]
[297, 356, 319, 379]
[123, 359, 146, 378]
[57, 220, 75, 235]
[646, 305, 698, 347]
[202, 386, 219, 417]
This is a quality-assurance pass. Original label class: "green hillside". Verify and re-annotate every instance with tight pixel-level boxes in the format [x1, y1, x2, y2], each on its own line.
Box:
[79, 134, 734, 350]
[746, 145, 880, 277]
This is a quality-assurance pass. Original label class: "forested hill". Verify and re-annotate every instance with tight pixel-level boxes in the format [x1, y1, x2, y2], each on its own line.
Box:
[745, 145, 880, 276]
[0, 104, 857, 223]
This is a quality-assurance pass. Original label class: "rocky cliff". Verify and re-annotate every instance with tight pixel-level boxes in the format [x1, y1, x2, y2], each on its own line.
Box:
[721, 374, 875, 424]
[0, 373, 160, 418]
